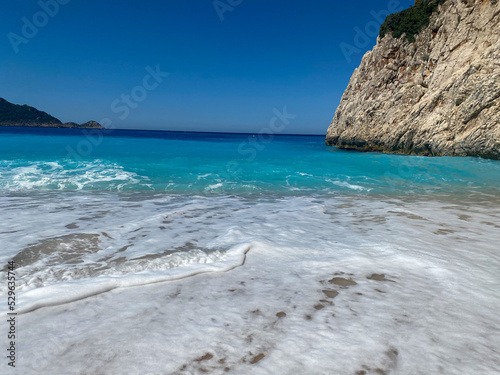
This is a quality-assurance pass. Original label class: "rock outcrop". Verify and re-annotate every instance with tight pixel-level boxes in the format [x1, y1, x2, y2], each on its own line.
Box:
[73, 121, 104, 129]
[0, 98, 104, 129]
[326, 0, 500, 159]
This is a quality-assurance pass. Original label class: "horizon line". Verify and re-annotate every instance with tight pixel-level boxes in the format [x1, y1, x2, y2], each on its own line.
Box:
[112, 127, 325, 137]
[0, 125, 325, 137]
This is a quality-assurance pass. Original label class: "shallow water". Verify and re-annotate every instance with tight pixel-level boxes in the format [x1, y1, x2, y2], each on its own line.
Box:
[0, 128, 499, 374]
[1, 127, 500, 195]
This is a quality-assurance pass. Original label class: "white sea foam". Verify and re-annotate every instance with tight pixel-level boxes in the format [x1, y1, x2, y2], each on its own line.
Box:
[205, 182, 224, 191]
[326, 177, 368, 191]
[1, 243, 251, 315]
[0, 192, 499, 374]
[197, 173, 213, 180]
[0, 160, 151, 191]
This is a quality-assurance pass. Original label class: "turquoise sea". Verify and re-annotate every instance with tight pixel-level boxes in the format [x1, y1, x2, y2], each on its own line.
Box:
[1, 126, 499, 374]
[1, 127, 500, 195]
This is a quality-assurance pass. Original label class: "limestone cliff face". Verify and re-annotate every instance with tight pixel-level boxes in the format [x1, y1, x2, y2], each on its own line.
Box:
[326, 0, 500, 159]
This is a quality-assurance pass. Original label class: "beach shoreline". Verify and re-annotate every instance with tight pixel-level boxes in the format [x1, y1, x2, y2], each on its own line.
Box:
[1, 192, 499, 374]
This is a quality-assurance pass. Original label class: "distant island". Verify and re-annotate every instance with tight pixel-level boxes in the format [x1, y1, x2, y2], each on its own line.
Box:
[0, 98, 104, 129]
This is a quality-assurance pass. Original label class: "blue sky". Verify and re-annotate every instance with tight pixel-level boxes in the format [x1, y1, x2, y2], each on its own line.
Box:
[0, 0, 413, 134]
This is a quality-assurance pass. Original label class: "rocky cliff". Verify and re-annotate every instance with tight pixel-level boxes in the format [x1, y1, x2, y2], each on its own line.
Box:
[326, 0, 500, 159]
[0, 98, 104, 129]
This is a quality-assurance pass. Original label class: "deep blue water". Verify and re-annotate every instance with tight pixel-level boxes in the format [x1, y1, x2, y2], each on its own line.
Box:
[1, 126, 499, 195]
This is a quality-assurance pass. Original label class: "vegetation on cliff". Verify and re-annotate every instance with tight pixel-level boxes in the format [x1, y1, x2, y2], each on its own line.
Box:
[379, 0, 445, 42]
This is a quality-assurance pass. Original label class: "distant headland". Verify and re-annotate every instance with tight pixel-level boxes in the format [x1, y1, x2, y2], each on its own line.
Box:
[0, 98, 104, 129]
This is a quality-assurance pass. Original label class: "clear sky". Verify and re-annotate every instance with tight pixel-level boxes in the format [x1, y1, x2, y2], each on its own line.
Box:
[1, 0, 413, 134]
